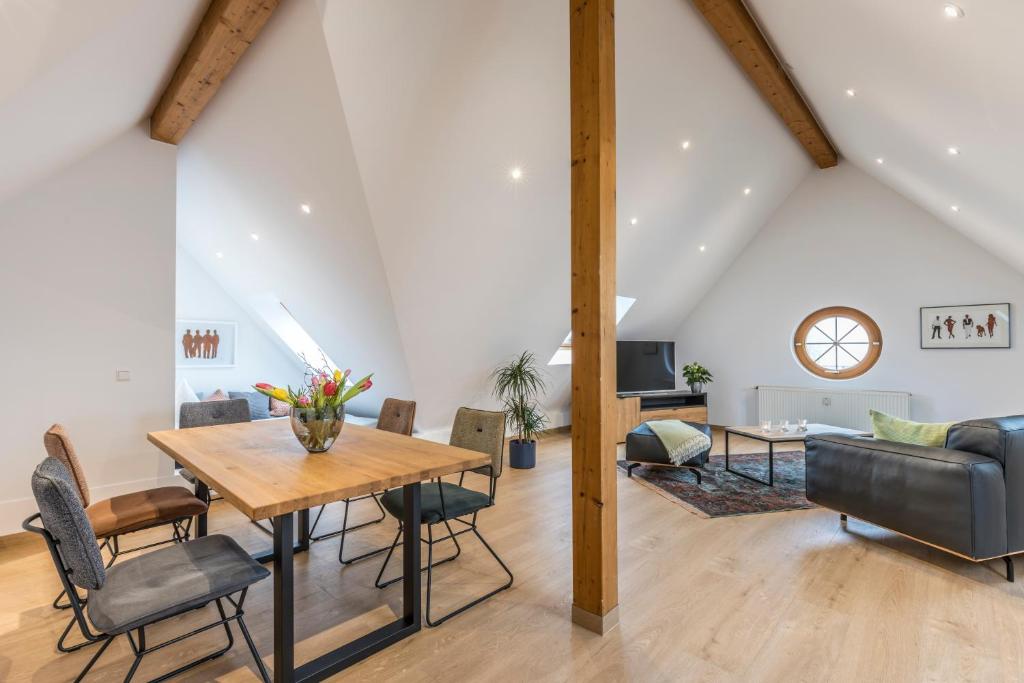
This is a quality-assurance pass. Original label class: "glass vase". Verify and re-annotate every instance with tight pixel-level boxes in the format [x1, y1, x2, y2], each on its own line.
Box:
[289, 404, 345, 453]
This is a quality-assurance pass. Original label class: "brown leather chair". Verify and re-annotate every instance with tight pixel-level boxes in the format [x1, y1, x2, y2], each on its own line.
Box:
[308, 399, 416, 555]
[45, 424, 208, 619]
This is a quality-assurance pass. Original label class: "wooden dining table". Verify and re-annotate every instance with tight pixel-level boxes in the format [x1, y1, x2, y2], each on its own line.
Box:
[147, 418, 490, 683]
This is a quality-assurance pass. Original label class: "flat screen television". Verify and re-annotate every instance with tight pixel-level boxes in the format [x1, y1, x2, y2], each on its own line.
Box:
[617, 340, 675, 392]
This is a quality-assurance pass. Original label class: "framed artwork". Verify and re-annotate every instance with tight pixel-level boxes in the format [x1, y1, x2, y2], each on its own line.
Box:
[176, 320, 237, 367]
[920, 303, 1010, 349]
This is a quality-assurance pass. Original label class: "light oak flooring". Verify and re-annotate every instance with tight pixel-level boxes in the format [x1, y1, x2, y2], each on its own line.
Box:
[2, 429, 1023, 681]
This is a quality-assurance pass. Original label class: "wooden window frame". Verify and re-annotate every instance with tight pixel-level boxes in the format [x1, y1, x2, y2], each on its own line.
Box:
[793, 306, 882, 380]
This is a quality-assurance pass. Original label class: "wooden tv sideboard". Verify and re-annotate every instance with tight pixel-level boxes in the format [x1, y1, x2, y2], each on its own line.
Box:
[615, 390, 708, 443]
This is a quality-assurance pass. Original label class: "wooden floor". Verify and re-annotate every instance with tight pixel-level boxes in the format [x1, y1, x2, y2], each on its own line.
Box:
[3, 429, 1024, 681]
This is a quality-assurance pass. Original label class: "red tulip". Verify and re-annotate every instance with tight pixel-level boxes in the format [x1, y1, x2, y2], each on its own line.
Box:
[255, 383, 274, 391]
[323, 381, 338, 397]
[362, 379, 373, 390]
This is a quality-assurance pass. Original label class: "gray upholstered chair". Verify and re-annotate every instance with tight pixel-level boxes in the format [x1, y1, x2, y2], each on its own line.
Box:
[24, 457, 270, 682]
[374, 407, 513, 627]
[177, 398, 252, 484]
[43, 424, 207, 620]
[305, 398, 415, 556]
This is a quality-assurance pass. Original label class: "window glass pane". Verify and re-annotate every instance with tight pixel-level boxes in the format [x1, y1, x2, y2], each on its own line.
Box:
[842, 325, 868, 344]
[835, 316, 859, 339]
[805, 343, 832, 362]
[805, 326, 831, 344]
[819, 347, 838, 371]
[841, 342, 868, 362]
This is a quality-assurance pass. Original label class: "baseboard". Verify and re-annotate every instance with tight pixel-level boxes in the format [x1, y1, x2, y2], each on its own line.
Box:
[0, 473, 183, 537]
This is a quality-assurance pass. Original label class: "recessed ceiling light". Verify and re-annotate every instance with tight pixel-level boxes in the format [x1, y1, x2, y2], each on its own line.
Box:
[743, 187, 752, 195]
[681, 140, 691, 150]
[875, 157, 885, 165]
[215, 251, 224, 259]
[951, 205, 961, 212]
[845, 88, 856, 98]
[629, 217, 639, 226]
[947, 146, 960, 156]
[510, 167, 523, 181]
[300, 203, 311, 214]
[944, 3, 964, 19]
[250, 233, 260, 241]
[699, 244, 706, 252]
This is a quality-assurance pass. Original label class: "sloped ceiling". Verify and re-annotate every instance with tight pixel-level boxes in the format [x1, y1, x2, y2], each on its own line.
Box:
[0, 0, 205, 204]
[321, 0, 810, 426]
[747, 0, 1024, 273]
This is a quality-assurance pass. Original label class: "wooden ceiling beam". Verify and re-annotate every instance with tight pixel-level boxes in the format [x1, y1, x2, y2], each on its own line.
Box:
[692, 0, 838, 169]
[150, 0, 279, 145]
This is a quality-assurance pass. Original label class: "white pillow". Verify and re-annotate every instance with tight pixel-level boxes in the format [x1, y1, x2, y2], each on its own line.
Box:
[174, 378, 200, 427]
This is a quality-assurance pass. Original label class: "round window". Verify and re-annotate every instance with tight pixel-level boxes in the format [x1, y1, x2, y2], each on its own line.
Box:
[794, 307, 882, 379]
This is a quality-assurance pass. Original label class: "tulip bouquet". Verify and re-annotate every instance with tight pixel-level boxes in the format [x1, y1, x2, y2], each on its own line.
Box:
[254, 358, 373, 452]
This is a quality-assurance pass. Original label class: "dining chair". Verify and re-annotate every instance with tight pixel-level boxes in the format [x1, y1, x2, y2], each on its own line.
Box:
[43, 424, 207, 631]
[25, 456, 270, 682]
[374, 407, 513, 626]
[305, 397, 415, 558]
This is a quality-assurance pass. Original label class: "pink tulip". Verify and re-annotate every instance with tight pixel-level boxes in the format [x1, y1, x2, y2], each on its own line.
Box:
[298, 396, 310, 406]
[362, 379, 373, 390]
[255, 383, 274, 391]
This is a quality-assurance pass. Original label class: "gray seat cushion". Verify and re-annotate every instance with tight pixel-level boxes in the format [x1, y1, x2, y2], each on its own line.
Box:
[88, 534, 269, 635]
[381, 482, 491, 524]
[626, 421, 712, 467]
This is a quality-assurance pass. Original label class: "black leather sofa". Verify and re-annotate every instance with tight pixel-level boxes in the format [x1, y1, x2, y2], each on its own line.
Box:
[806, 416, 1024, 581]
[624, 421, 712, 484]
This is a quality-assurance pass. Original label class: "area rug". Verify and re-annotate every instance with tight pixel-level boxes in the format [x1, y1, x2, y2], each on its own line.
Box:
[616, 451, 815, 518]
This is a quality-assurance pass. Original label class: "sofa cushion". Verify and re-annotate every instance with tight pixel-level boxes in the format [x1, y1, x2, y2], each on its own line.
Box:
[229, 391, 271, 420]
[870, 410, 953, 447]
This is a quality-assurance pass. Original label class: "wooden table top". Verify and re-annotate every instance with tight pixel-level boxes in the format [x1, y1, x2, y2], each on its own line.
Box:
[148, 419, 490, 520]
[726, 424, 870, 442]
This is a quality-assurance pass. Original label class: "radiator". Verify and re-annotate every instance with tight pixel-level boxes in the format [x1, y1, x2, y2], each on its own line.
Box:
[756, 386, 910, 432]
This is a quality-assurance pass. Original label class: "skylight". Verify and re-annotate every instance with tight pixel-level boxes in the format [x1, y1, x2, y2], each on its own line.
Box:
[549, 296, 637, 365]
[249, 294, 338, 371]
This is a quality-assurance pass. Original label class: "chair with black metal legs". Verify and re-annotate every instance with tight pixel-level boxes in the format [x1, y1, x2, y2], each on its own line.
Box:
[26, 456, 271, 682]
[43, 424, 207, 626]
[374, 407, 513, 627]
[306, 398, 414, 562]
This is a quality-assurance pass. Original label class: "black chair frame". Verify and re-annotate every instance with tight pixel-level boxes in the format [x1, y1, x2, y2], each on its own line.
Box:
[373, 467, 513, 627]
[24, 514, 270, 682]
[53, 516, 193, 613]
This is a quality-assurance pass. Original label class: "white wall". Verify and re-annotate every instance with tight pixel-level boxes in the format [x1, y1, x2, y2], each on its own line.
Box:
[322, 0, 811, 431]
[677, 163, 1024, 426]
[176, 0, 413, 420]
[175, 247, 301, 398]
[0, 126, 176, 534]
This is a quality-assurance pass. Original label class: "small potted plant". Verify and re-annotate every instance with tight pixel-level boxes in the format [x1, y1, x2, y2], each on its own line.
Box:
[254, 357, 373, 453]
[492, 351, 548, 469]
[681, 362, 713, 394]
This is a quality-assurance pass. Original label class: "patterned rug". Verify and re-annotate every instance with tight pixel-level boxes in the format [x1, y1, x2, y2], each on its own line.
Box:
[617, 451, 815, 518]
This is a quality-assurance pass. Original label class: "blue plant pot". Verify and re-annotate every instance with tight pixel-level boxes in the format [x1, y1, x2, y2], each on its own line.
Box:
[509, 439, 537, 469]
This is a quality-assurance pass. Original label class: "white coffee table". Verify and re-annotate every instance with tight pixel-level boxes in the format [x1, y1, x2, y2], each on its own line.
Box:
[724, 423, 869, 486]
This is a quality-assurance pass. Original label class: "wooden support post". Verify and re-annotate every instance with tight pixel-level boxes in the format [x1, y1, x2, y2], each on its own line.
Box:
[569, 0, 619, 635]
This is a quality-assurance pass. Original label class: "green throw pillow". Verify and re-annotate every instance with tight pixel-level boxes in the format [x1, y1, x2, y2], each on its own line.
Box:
[869, 410, 954, 448]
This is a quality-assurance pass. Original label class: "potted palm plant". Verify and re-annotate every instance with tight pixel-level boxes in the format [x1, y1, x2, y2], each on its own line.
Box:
[492, 351, 548, 469]
[681, 362, 713, 394]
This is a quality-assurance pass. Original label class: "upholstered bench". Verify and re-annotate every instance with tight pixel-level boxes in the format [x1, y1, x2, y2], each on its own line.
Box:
[625, 421, 712, 484]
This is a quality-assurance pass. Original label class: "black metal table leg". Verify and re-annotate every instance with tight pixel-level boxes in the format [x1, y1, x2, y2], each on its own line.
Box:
[273, 512, 294, 683]
[724, 431, 782, 487]
[195, 481, 209, 538]
[402, 483, 422, 625]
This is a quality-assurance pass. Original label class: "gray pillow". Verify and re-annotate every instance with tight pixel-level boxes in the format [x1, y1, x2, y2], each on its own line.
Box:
[229, 391, 271, 420]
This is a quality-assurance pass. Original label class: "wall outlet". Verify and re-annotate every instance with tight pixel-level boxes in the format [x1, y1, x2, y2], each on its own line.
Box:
[116, 370, 131, 382]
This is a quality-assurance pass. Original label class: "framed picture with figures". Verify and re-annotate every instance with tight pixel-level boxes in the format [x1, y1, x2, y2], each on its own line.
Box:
[920, 303, 1010, 349]
[176, 320, 237, 367]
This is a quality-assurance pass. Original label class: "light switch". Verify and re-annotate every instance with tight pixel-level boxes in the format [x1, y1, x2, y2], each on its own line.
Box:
[116, 370, 131, 382]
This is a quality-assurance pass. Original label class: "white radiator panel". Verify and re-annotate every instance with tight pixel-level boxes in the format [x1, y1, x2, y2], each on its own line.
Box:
[756, 386, 910, 432]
